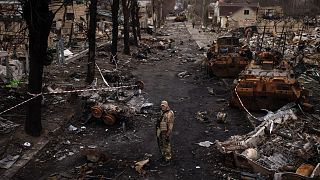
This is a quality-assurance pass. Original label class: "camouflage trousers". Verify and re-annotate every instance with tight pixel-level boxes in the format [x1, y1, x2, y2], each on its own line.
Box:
[156, 129, 172, 161]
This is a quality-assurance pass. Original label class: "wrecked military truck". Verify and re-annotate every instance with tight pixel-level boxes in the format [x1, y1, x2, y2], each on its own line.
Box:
[205, 36, 252, 78]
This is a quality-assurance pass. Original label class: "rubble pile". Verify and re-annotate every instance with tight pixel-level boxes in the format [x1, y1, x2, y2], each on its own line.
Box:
[216, 103, 320, 178]
[174, 13, 187, 22]
[140, 37, 174, 51]
[296, 53, 320, 111]
[78, 70, 150, 125]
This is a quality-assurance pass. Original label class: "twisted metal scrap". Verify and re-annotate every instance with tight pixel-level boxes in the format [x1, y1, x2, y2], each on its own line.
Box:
[0, 117, 20, 134]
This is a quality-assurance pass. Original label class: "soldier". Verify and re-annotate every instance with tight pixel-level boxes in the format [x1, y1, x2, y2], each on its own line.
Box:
[192, 18, 196, 28]
[156, 100, 174, 165]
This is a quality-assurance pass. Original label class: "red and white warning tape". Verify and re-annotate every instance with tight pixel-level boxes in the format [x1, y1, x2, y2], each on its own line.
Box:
[0, 84, 138, 115]
[0, 94, 41, 115]
[234, 83, 258, 120]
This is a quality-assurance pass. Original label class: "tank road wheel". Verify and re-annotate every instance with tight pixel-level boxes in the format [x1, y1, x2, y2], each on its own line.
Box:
[102, 113, 116, 126]
[91, 105, 103, 118]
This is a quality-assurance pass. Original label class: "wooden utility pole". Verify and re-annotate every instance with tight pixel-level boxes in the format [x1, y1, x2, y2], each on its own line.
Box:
[86, 0, 98, 84]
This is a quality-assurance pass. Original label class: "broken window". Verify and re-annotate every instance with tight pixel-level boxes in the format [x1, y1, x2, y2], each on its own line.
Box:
[239, 82, 256, 88]
[65, 13, 74, 20]
[51, 21, 56, 32]
[265, 9, 274, 17]
[244, 10, 250, 15]
[276, 84, 290, 91]
[3, 34, 13, 42]
[78, 23, 84, 32]
[75, 0, 84, 4]
[4, 21, 12, 31]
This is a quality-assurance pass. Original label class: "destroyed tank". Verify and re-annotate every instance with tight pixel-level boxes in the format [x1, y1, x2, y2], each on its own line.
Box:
[230, 51, 304, 111]
[206, 36, 252, 78]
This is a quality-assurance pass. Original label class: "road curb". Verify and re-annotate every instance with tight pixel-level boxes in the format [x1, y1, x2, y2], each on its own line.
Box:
[2, 137, 50, 179]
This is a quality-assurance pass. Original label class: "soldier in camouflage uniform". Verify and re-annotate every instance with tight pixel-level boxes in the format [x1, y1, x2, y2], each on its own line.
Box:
[156, 100, 174, 164]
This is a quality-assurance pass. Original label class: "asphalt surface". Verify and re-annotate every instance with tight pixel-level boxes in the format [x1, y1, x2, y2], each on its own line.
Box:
[10, 19, 253, 180]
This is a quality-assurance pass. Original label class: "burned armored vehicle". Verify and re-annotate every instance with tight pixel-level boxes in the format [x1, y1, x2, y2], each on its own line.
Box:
[206, 36, 252, 78]
[230, 51, 306, 111]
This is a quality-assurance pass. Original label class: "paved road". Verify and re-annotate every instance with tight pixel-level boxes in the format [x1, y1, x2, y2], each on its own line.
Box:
[130, 20, 251, 179]
[184, 21, 217, 50]
[12, 19, 251, 180]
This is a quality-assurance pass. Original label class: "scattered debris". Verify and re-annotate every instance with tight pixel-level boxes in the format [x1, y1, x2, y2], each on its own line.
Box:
[23, 142, 31, 147]
[0, 117, 20, 134]
[241, 148, 259, 161]
[57, 155, 67, 161]
[82, 148, 110, 163]
[197, 141, 214, 148]
[63, 49, 73, 58]
[135, 158, 149, 174]
[0, 58, 24, 82]
[216, 112, 227, 123]
[0, 155, 20, 169]
[177, 71, 191, 78]
[195, 111, 208, 122]
[207, 87, 215, 95]
[174, 13, 187, 22]
[68, 125, 78, 132]
[296, 164, 315, 177]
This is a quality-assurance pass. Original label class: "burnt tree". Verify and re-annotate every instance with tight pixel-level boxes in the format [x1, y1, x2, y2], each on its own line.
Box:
[111, 0, 120, 63]
[122, 0, 131, 55]
[130, 0, 138, 46]
[22, 0, 53, 136]
[136, 2, 141, 40]
[86, 0, 98, 84]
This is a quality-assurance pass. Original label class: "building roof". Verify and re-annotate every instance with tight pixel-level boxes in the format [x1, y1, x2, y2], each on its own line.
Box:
[219, 2, 259, 16]
[219, 0, 280, 7]
[0, 0, 20, 4]
[257, 0, 280, 7]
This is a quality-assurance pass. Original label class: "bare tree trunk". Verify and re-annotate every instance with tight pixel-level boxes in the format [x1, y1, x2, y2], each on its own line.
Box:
[152, 0, 157, 37]
[68, 21, 74, 47]
[23, 0, 53, 136]
[122, 0, 130, 55]
[111, 0, 120, 63]
[156, 0, 161, 28]
[86, 0, 97, 84]
[160, 0, 163, 25]
[131, 0, 138, 46]
[67, 1, 74, 47]
[136, 4, 141, 40]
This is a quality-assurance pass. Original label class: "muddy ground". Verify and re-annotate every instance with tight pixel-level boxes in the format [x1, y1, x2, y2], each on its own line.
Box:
[2, 19, 255, 179]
